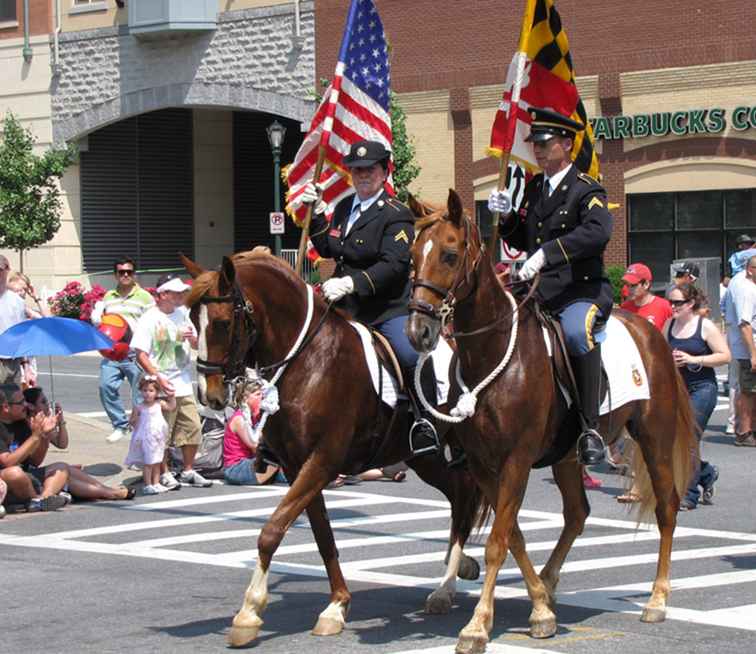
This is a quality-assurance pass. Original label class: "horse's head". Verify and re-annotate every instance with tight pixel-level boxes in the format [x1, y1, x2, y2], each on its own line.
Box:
[406, 189, 480, 353]
[182, 253, 257, 410]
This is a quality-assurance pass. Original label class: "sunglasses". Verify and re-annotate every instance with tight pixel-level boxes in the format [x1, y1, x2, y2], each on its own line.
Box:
[116, 269, 135, 276]
[669, 299, 690, 307]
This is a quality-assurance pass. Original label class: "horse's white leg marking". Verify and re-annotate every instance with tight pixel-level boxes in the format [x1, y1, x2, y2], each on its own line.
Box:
[312, 599, 349, 636]
[228, 564, 269, 646]
[426, 540, 462, 614]
[197, 305, 208, 403]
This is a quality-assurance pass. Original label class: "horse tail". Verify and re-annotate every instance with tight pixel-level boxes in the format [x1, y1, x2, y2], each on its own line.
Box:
[471, 484, 493, 538]
[633, 370, 699, 523]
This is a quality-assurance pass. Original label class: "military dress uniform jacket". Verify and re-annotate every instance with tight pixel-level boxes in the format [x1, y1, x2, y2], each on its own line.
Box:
[501, 165, 614, 318]
[310, 190, 414, 326]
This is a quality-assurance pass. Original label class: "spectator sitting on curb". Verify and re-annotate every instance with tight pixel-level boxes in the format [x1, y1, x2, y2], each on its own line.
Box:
[13, 387, 135, 501]
[0, 383, 68, 512]
[131, 273, 212, 489]
[223, 380, 283, 486]
[90, 256, 155, 445]
[0, 477, 6, 518]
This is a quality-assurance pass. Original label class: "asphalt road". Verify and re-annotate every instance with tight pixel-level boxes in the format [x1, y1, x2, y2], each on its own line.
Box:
[3, 356, 755, 654]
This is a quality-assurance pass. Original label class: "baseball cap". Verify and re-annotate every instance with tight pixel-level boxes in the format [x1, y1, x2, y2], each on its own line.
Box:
[674, 262, 700, 279]
[736, 234, 755, 246]
[622, 263, 652, 285]
[156, 273, 191, 293]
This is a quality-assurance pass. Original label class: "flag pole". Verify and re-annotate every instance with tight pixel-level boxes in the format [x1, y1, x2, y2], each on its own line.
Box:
[295, 145, 326, 278]
[488, 0, 537, 254]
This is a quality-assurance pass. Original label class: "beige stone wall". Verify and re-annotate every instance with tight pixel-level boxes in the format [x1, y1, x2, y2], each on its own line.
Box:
[398, 90, 454, 205]
[0, 33, 77, 297]
[61, 0, 292, 31]
[193, 109, 234, 270]
[625, 157, 756, 193]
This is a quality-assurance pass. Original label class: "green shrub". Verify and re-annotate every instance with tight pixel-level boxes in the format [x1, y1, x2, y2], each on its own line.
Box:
[606, 264, 626, 306]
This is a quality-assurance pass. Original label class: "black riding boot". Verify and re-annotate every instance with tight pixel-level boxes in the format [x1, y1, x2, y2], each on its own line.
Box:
[571, 345, 606, 465]
[407, 363, 441, 457]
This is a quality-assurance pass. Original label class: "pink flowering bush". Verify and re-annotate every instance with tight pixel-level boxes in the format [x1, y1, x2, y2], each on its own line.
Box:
[48, 282, 106, 322]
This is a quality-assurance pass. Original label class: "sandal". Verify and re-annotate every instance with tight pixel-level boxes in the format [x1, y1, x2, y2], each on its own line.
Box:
[380, 470, 406, 482]
[616, 492, 641, 504]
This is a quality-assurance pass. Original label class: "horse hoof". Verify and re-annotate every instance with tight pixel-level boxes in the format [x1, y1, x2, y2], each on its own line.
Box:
[455, 633, 488, 654]
[457, 555, 481, 581]
[227, 625, 261, 647]
[425, 588, 453, 614]
[312, 617, 344, 636]
[530, 617, 557, 639]
[641, 607, 666, 623]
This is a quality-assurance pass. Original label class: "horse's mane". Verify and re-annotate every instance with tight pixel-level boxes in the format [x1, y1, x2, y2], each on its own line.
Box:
[185, 247, 300, 308]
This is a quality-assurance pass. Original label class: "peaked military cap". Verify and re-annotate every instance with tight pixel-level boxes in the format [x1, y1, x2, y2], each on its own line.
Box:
[525, 107, 585, 143]
[343, 140, 391, 167]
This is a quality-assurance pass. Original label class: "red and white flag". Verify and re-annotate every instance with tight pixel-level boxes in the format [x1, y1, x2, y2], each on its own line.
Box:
[285, 0, 393, 248]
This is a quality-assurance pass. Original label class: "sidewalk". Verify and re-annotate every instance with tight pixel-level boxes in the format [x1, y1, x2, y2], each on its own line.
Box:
[49, 414, 142, 488]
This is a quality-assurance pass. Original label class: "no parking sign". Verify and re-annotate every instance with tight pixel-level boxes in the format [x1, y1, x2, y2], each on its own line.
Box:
[269, 211, 285, 235]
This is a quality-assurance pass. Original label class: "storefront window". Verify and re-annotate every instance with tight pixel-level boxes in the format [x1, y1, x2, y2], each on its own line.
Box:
[0, 0, 16, 22]
[628, 189, 756, 279]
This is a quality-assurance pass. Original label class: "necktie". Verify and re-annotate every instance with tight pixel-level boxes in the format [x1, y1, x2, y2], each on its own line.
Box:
[345, 205, 361, 235]
[542, 179, 552, 199]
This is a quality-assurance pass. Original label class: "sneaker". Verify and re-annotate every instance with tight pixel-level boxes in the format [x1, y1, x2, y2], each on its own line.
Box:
[679, 498, 697, 511]
[726, 422, 735, 435]
[159, 471, 181, 491]
[27, 495, 68, 512]
[701, 465, 719, 505]
[106, 427, 130, 444]
[58, 491, 73, 506]
[154, 483, 170, 494]
[0, 505, 6, 519]
[734, 432, 756, 447]
[142, 484, 160, 496]
[178, 469, 213, 488]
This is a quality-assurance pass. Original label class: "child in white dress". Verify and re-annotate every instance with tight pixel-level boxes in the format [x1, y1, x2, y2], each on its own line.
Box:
[125, 376, 176, 495]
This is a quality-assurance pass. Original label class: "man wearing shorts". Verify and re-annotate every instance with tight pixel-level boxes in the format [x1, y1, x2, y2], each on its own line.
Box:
[722, 255, 756, 446]
[131, 274, 213, 487]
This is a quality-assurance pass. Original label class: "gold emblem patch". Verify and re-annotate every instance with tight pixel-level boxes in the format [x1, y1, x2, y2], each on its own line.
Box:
[631, 365, 642, 387]
[588, 197, 604, 210]
[394, 229, 409, 244]
[357, 146, 367, 157]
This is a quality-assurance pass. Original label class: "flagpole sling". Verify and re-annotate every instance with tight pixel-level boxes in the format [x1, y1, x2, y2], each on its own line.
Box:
[488, 0, 537, 254]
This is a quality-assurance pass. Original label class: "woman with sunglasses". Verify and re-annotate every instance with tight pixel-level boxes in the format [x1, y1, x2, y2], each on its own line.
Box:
[664, 283, 730, 511]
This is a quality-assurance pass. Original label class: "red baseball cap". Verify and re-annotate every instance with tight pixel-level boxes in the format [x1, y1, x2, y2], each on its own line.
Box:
[622, 263, 652, 285]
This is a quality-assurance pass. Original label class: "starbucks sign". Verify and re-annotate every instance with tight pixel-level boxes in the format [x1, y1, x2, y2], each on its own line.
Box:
[590, 106, 756, 140]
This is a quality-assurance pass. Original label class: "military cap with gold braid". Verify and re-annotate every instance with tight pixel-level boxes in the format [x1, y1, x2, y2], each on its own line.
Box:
[525, 107, 585, 143]
[343, 139, 391, 168]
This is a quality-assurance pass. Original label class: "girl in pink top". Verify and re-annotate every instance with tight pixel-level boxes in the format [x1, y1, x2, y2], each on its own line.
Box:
[223, 383, 281, 485]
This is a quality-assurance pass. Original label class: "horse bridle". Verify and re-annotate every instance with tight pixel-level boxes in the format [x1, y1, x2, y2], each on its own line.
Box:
[195, 281, 257, 383]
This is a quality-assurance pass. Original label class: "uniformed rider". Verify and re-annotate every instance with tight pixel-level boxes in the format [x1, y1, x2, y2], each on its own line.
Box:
[302, 140, 440, 456]
[488, 107, 613, 466]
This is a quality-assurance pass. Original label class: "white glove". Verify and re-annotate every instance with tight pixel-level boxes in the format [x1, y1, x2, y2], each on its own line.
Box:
[487, 189, 513, 215]
[517, 248, 546, 281]
[322, 276, 355, 302]
[301, 182, 327, 215]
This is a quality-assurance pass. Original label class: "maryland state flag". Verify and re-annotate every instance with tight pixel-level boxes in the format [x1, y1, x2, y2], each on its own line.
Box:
[489, 0, 599, 178]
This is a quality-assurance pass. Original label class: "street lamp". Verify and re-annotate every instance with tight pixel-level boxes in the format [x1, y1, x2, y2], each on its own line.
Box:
[266, 120, 287, 256]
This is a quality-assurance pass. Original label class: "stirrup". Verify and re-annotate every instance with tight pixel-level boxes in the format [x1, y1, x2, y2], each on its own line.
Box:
[409, 418, 440, 456]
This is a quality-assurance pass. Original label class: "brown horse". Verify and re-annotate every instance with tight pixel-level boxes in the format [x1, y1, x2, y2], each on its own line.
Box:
[405, 190, 698, 654]
[181, 250, 486, 647]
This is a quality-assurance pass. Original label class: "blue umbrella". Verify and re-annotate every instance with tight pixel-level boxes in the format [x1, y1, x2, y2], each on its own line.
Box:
[0, 317, 114, 357]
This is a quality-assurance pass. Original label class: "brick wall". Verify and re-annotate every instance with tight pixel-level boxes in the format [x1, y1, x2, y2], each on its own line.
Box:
[0, 0, 51, 40]
[316, 0, 756, 267]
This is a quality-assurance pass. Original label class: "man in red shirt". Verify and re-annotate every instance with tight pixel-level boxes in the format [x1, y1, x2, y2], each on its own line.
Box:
[620, 263, 672, 331]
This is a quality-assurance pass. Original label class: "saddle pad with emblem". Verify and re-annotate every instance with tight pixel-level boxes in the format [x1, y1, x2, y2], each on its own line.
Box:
[348, 321, 453, 408]
[543, 315, 650, 415]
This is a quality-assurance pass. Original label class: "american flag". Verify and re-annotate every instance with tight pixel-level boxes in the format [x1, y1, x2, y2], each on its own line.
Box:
[285, 0, 392, 231]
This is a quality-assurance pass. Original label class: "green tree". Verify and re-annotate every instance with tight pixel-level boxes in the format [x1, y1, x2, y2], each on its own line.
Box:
[0, 113, 76, 271]
[389, 91, 420, 202]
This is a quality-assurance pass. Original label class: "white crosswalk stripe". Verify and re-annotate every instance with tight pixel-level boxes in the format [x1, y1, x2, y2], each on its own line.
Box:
[1, 486, 754, 635]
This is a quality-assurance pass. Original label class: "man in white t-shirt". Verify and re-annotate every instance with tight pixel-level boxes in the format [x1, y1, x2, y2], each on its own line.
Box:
[131, 274, 212, 489]
[0, 255, 32, 385]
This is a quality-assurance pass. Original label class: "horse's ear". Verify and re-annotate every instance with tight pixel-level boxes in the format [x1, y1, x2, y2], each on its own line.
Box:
[407, 193, 428, 218]
[179, 252, 205, 279]
[447, 189, 464, 226]
[220, 256, 236, 291]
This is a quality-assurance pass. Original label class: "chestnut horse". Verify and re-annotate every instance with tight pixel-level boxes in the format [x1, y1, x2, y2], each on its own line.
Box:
[181, 250, 486, 647]
[405, 191, 698, 654]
